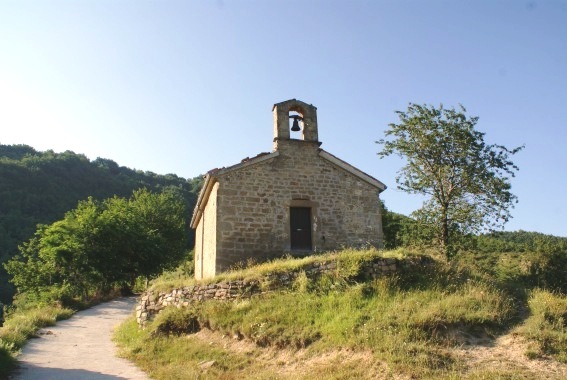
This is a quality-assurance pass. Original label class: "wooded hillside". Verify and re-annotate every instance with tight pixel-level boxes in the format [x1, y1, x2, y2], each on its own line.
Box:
[0, 144, 202, 304]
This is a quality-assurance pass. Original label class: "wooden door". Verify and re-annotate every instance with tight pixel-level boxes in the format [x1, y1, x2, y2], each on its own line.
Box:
[290, 207, 312, 250]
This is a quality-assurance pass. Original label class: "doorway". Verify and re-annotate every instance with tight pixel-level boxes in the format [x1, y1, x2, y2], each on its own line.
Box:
[290, 207, 312, 250]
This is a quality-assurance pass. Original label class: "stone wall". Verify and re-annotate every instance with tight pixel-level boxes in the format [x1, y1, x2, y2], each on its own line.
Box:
[205, 140, 384, 276]
[194, 182, 218, 279]
[137, 256, 431, 328]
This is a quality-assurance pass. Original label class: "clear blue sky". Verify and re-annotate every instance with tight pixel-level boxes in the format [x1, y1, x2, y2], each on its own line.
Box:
[1, 1, 566, 236]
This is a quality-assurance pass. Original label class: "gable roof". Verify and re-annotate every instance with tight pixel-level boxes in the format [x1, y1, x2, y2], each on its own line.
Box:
[190, 149, 386, 229]
[318, 149, 386, 192]
[190, 151, 279, 228]
[272, 98, 317, 111]
[207, 151, 279, 177]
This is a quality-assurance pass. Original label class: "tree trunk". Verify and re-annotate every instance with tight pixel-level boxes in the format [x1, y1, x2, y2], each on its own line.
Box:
[440, 207, 450, 260]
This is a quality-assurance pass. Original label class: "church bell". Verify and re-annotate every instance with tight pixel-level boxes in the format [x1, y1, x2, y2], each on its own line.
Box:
[290, 115, 302, 132]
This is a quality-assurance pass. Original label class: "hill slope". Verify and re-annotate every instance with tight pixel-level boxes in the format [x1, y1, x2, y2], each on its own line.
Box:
[115, 248, 567, 379]
[0, 144, 202, 303]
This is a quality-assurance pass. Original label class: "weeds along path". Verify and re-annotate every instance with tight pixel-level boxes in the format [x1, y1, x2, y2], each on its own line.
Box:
[10, 297, 149, 380]
[190, 327, 567, 379]
[190, 328, 407, 379]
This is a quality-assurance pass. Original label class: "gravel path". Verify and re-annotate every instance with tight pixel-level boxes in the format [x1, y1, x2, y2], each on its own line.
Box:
[10, 297, 149, 380]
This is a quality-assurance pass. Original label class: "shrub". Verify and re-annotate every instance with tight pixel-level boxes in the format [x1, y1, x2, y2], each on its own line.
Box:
[522, 251, 567, 293]
[149, 307, 201, 337]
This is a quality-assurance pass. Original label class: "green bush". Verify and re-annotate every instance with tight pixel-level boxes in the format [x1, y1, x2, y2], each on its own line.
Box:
[149, 307, 201, 337]
[522, 251, 567, 293]
[4, 189, 188, 305]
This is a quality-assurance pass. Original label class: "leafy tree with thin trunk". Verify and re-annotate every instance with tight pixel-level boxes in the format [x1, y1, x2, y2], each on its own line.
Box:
[377, 103, 523, 259]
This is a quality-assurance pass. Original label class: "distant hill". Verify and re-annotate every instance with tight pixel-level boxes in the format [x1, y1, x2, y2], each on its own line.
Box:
[0, 144, 203, 304]
[380, 201, 567, 253]
[476, 230, 567, 253]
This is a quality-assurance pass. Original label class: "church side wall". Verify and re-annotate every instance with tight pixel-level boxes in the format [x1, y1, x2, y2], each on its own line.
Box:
[194, 217, 204, 279]
[195, 182, 219, 279]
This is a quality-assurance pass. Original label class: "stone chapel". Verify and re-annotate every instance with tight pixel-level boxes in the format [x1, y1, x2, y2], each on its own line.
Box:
[190, 99, 386, 279]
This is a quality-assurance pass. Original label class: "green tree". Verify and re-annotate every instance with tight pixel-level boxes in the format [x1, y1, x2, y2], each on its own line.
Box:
[377, 104, 523, 258]
[0, 144, 201, 304]
[97, 189, 188, 284]
[380, 201, 414, 249]
[4, 189, 188, 302]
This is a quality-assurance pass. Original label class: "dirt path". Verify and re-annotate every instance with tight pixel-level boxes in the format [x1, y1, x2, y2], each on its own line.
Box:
[10, 297, 149, 380]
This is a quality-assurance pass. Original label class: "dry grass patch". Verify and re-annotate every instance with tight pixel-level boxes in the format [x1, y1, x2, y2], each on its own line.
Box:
[453, 333, 567, 379]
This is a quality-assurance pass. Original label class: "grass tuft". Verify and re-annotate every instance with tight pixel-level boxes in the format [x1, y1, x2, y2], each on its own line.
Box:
[117, 249, 525, 378]
[514, 289, 567, 362]
[0, 304, 74, 350]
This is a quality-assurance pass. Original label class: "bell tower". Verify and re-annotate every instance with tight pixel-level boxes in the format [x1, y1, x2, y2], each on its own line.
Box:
[272, 99, 319, 151]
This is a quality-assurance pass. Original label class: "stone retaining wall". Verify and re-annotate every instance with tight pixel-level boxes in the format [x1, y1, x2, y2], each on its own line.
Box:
[137, 255, 431, 327]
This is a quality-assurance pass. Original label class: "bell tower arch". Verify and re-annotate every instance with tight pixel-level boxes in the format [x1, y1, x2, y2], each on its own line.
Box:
[272, 99, 318, 151]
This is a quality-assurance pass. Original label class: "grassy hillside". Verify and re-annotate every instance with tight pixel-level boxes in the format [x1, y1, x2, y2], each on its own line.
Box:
[114, 248, 567, 379]
[0, 144, 202, 304]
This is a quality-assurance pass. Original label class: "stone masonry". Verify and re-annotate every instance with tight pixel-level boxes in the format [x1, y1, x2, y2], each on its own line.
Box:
[137, 255, 433, 328]
[191, 99, 387, 279]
